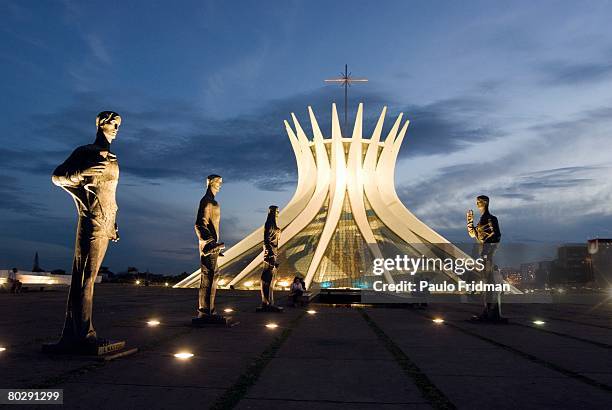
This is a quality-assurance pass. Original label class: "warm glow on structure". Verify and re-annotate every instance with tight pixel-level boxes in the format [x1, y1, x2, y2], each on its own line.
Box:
[174, 103, 520, 294]
[174, 352, 194, 360]
[218, 279, 227, 286]
[432, 318, 445, 324]
[265, 323, 279, 329]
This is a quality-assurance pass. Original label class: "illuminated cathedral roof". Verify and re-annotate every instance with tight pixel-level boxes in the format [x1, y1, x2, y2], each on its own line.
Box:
[175, 103, 512, 291]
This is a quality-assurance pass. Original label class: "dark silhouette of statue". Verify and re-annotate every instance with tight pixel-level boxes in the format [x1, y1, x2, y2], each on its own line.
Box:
[467, 195, 506, 323]
[44, 111, 125, 354]
[257, 206, 283, 313]
[192, 175, 233, 325]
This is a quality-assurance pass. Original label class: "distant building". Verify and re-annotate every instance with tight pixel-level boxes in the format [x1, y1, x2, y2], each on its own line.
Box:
[32, 251, 44, 272]
[535, 261, 553, 286]
[99, 266, 115, 282]
[588, 238, 612, 288]
[549, 243, 590, 285]
[520, 262, 538, 284]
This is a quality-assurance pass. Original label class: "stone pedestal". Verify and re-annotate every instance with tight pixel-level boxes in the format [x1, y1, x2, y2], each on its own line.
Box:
[256, 305, 284, 313]
[191, 314, 238, 327]
[42, 339, 133, 356]
[469, 315, 509, 324]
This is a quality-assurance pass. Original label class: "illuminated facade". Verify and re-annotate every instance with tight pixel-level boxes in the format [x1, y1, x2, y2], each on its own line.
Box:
[175, 103, 478, 290]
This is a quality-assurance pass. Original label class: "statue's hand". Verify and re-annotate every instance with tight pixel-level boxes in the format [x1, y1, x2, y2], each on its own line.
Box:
[466, 210, 475, 227]
[203, 242, 224, 256]
[111, 224, 120, 242]
[80, 160, 110, 178]
[213, 242, 225, 255]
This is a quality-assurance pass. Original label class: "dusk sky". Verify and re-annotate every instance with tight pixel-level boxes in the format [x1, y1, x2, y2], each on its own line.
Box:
[1, 1, 612, 275]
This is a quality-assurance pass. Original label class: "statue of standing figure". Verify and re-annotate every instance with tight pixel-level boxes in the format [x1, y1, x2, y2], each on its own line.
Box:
[467, 195, 507, 323]
[192, 174, 235, 326]
[44, 111, 127, 354]
[257, 206, 283, 313]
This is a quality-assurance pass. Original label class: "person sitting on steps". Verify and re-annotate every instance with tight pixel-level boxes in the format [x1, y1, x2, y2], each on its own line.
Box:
[289, 276, 304, 307]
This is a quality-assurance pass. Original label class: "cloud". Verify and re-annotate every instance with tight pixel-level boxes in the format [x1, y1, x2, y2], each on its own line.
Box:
[4, 89, 499, 193]
[85, 34, 112, 65]
[0, 175, 47, 215]
[539, 60, 612, 86]
[395, 102, 612, 244]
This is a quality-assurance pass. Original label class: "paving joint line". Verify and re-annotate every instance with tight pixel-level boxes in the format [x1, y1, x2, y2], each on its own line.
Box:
[410, 310, 612, 395]
[510, 321, 612, 349]
[441, 305, 612, 349]
[359, 309, 456, 410]
[209, 311, 306, 410]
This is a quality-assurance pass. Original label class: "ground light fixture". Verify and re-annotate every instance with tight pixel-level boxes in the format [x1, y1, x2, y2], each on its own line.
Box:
[278, 280, 289, 287]
[265, 323, 278, 329]
[533, 320, 546, 326]
[135, 280, 141, 285]
[147, 320, 161, 327]
[223, 308, 234, 313]
[164, 282, 169, 287]
[0, 347, 6, 352]
[174, 352, 194, 360]
[432, 318, 445, 324]
[307, 310, 317, 315]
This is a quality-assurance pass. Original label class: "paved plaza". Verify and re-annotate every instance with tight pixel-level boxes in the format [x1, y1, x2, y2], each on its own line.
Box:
[1, 285, 611, 409]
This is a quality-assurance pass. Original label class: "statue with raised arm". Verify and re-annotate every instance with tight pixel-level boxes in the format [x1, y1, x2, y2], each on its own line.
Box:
[44, 111, 126, 354]
[192, 174, 234, 326]
[257, 206, 283, 313]
[467, 195, 506, 323]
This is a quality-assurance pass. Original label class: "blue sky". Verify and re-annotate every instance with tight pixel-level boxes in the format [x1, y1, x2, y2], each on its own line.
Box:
[1, 0, 612, 274]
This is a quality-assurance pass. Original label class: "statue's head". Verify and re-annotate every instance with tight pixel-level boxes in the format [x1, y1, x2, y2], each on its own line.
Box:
[268, 205, 279, 218]
[96, 111, 122, 143]
[266, 205, 279, 226]
[476, 195, 489, 213]
[206, 174, 223, 195]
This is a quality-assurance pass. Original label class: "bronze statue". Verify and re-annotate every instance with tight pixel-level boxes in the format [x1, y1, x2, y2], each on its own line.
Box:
[192, 175, 233, 325]
[467, 195, 506, 323]
[44, 111, 125, 354]
[257, 206, 283, 313]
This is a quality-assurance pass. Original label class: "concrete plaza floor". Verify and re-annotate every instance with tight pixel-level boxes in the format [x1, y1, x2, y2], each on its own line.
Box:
[1, 284, 611, 409]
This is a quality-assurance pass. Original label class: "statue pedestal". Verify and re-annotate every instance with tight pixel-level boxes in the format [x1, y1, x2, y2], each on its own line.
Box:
[192, 314, 238, 327]
[256, 305, 284, 313]
[468, 315, 509, 324]
[42, 339, 137, 358]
